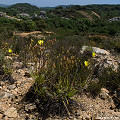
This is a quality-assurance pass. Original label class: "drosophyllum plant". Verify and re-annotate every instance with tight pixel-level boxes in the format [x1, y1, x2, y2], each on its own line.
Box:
[31, 37, 96, 115]
[0, 41, 14, 84]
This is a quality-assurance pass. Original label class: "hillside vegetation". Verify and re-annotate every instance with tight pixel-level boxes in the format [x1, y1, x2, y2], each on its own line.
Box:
[0, 3, 120, 119]
[8, 3, 41, 15]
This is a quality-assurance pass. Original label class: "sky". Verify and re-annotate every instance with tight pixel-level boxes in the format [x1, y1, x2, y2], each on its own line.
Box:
[0, 0, 120, 7]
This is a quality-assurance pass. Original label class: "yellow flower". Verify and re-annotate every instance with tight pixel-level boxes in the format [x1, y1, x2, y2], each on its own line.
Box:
[38, 40, 44, 45]
[92, 52, 96, 57]
[84, 61, 89, 66]
[8, 49, 12, 53]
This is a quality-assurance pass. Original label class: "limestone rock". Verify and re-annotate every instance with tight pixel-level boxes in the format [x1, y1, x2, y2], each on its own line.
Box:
[81, 46, 110, 55]
[7, 84, 16, 90]
[92, 47, 110, 55]
[0, 102, 9, 112]
[4, 92, 14, 98]
[113, 112, 120, 117]
[4, 107, 18, 118]
[0, 90, 5, 100]
[25, 103, 37, 112]
[0, 114, 3, 119]
[99, 91, 109, 100]
[4, 56, 13, 60]
[81, 46, 119, 70]
[99, 88, 113, 102]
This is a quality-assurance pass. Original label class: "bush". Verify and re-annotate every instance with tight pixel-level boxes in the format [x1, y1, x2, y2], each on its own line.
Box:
[21, 38, 97, 117]
[14, 21, 37, 31]
[35, 20, 47, 30]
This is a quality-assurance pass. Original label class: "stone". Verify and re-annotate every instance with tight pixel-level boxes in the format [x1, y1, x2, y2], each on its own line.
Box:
[99, 91, 109, 100]
[95, 104, 99, 108]
[12, 62, 23, 69]
[4, 107, 18, 118]
[81, 46, 110, 55]
[0, 102, 9, 112]
[73, 118, 77, 120]
[46, 118, 57, 120]
[7, 85, 16, 90]
[0, 86, 2, 90]
[92, 47, 110, 55]
[101, 88, 109, 93]
[77, 116, 83, 120]
[0, 114, 3, 119]
[3, 116, 9, 120]
[29, 114, 36, 119]
[84, 114, 90, 120]
[0, 91, 5, 100]
[69, 116, 74, 119]
[4, 56, 13, 60]
[95, 117, 102, 120]
[25, 103, 37, 112]
[76, 111, 81, 116]
[3, 92, 14, 98]
[24, 72, 31, 78]
[113, 112, 120, 117]
[46, 118, 52, 120]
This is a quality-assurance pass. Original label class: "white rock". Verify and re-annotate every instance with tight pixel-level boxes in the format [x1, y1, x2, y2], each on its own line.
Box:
[92, 47, 110, 55]
[81, 46, 110, 55]
[3, 92, 13, 98]
[0, 114, 3, 119]
[4, 107, 17, 118]
[0, 91, 5, 100]
[25, 103, 37, 112]
[0, 86, 2, 90]
[7, 85, 16, 90]
[4, 56, 13, 60]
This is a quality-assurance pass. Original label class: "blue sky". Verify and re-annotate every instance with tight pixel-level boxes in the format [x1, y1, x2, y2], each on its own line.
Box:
[0, 0, 120, 7]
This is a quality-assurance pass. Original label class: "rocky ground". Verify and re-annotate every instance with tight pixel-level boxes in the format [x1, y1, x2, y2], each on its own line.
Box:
[0, 47, 120, 120]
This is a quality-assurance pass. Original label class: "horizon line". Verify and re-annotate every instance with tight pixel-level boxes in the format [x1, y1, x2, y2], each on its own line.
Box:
[1, 3, 120, 8]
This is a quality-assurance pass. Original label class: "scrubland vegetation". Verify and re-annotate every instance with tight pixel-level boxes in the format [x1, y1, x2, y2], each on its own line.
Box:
[0, 3, 120, 118]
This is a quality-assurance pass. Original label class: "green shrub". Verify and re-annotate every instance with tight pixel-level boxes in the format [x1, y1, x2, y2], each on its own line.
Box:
[23, 38, 96, 116]
[88, 64, 120, 97]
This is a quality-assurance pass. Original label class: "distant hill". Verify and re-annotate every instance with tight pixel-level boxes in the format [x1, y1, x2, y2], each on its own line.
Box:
[70, 4, 120, 19]
[1, 3, 120, 21]
[0, 6, 6, 12]
[48, 4, 120, 20]
[8, 3, 41, 15]
[0, 4, 9, 8]
[48, 5, 101, 20]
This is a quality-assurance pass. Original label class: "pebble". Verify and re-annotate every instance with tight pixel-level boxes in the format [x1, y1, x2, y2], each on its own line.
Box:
[84, 113, 90, 120]
[4, 107, 18, 118]
[4, 116, 9, 120]
[0, 90, 5, 100]
[0, 102, 9, 112]
[69, 116, 74, 119]
[0, 114, 3, 119]
[113, 112, 120, 117]
[3, 92, 14, 98]
[0, 86, 2, 90]
[25, 103, 37, 112]
[7, 85, 16, 90]
[95, 117, 102, 120]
